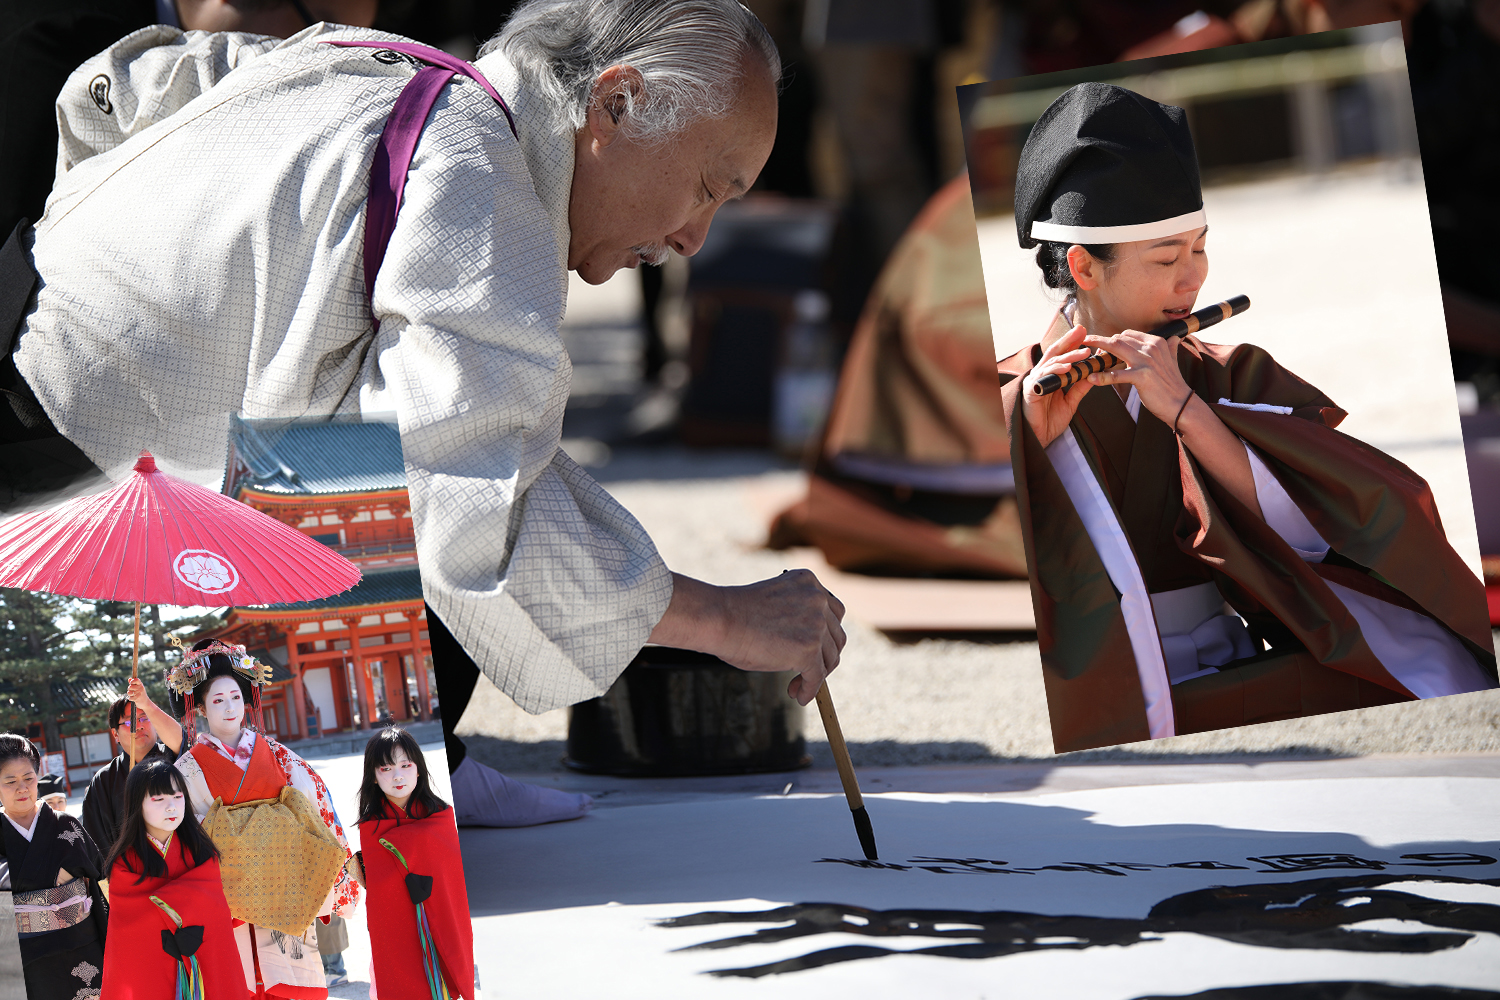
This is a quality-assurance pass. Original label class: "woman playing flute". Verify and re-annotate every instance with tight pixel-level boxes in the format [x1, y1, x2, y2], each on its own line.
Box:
[999, 82, 1496, 752]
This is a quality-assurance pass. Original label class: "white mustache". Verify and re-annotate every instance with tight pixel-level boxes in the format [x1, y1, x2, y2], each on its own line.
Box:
[633, 243, 670, 267]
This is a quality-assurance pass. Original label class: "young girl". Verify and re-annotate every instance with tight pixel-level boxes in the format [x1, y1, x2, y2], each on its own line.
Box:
[348, 727, 473, 1000]
[0, 732, 108, 998]
[100, 759, 241, 1000]
[1000, 81, 1496, 752]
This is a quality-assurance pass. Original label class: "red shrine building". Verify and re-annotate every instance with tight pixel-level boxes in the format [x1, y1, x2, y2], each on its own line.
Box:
[209, 418, 434, 741]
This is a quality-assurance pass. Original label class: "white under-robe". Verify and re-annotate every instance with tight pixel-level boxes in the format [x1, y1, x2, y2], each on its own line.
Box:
[20, 24, 673, 714]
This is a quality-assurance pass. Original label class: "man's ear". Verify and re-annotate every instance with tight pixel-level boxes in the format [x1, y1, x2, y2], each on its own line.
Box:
[1066, 244, 1102, 291]
[586, 64, 647, 146]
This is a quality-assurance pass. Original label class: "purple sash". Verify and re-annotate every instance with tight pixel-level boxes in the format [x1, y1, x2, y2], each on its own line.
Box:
[322, 40, 518, 327]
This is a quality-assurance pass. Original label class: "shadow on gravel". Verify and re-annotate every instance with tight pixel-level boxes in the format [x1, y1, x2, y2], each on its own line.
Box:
[458, 733, 1350, 779]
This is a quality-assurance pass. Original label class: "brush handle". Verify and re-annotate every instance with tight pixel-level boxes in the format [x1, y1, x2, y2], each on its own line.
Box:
[814, 684, 864, 811]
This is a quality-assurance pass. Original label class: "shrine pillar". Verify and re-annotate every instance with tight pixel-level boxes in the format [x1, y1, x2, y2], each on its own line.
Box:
[345, 617, 374, 730]
[287, 632, 307, 740]
[409, 608, 430, 722]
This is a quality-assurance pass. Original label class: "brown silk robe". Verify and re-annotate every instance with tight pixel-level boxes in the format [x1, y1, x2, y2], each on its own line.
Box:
[999, 314, 1497, 752]
[770, 175, 1029, 578]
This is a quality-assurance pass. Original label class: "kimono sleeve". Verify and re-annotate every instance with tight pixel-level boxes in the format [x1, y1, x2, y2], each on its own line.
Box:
[54, 25, 280, 177]
[61, 815, 106, 881]
[270, 740, 361, 917]
[368, 83, 674, 716]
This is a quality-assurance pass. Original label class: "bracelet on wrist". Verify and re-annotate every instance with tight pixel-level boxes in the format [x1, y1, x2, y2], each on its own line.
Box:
[1172, 391, 1193, 435]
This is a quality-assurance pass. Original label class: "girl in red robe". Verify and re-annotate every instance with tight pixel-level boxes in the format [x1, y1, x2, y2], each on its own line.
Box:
[349, 727, 473, 1000]
[100, 758, 241, 1000]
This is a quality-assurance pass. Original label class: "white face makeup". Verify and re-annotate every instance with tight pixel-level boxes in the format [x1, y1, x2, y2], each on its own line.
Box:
[375, 747, 419, 808]
[142, 788, 186, 840]
[0, 758, 38, 823]
[198, 675, 246, 742]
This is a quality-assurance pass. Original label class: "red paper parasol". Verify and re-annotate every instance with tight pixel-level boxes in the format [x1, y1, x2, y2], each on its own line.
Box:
[0, 452, 360, 605]
[0, 452, 361, 762]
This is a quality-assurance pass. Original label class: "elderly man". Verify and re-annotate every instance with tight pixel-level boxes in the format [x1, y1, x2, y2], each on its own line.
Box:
[4, 1, 845, 820]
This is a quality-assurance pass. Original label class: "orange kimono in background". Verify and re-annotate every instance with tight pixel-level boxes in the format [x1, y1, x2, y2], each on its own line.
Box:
[100, 838, 242, 1000]
[360, 801, 473, 1000]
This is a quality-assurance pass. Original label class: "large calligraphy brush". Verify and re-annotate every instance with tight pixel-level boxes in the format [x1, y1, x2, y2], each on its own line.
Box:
[1033, 294, 1250, 397]
[814, 682, 878, 860]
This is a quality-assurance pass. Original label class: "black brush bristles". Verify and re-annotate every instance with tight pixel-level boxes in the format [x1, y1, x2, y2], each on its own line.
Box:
[851, 806, 878, 860]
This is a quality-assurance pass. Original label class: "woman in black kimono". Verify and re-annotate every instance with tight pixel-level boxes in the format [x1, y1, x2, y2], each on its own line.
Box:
[0, 733, 108, 998]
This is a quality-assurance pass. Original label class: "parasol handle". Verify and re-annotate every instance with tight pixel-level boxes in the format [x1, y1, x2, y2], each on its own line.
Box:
[128, 601, 141, 769]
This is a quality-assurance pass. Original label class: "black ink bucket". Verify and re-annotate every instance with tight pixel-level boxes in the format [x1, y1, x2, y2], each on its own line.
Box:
[564, 646, 810, 776]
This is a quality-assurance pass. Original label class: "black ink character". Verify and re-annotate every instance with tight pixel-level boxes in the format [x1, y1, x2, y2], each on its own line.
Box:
[1249, 854, 1390, 873]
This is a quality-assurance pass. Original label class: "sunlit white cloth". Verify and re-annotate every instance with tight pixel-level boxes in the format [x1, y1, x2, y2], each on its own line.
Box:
[1151, 582, 1256, 684]
[26, 23, 672, 714]
[1045, 421, 1176, 739]
[4, 806, 40, 842]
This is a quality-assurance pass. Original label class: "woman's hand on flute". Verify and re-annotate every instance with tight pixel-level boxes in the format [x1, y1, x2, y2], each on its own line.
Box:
[1084, 329, 1263, 518]
[1021, 323, 1095, 448]
[1080, 328, 1190, 422]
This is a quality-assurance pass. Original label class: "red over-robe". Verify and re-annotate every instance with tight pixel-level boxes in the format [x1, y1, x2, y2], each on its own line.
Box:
[100, 837, 243, 1000]
[360, 801, 473, 1000]
[190, 737, 288, 807]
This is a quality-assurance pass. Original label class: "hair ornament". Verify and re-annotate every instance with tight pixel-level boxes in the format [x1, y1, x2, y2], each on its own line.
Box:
[166, 636, 274, 695]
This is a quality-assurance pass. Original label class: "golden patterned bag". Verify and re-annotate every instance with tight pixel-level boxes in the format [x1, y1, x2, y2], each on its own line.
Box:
[204, 785, 345, 935]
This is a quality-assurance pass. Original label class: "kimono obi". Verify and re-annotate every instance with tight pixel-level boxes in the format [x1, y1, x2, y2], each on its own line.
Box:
[12, 875, 92, 935]
[1150, 581, 1256, 684]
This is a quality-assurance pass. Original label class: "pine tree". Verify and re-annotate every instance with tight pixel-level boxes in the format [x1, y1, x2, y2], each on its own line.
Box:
[1, 591, 220, 749]
[0, 587, 94, 751]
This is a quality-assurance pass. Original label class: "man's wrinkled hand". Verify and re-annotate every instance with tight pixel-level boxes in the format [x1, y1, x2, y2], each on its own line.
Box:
[716, 569, 847, 705]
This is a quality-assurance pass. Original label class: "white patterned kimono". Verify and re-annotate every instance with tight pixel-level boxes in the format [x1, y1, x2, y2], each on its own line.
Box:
[21, 23, 673, 715]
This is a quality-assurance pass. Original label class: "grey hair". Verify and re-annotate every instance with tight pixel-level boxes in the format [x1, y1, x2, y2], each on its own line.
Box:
[482, 0, 781, 147]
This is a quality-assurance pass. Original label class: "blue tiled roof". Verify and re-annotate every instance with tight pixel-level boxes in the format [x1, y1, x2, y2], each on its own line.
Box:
[1, 675, 126, 715]
[261, 567, 423, 612]
[230, 417, 407, 495]
[246, 648, 295, 685]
